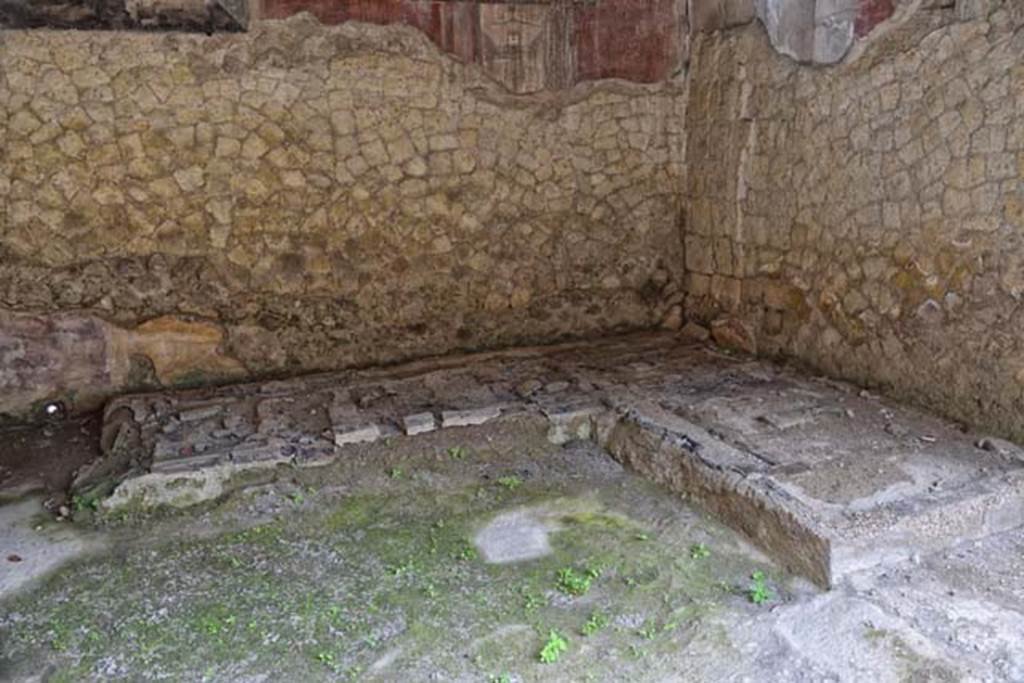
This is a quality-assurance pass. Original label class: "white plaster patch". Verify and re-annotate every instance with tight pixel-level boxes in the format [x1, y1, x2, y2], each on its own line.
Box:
[473, 509, 552, 564]
[0, 497, 100, 600]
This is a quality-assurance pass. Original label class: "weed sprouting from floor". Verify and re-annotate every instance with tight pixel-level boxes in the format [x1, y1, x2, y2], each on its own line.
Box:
[452, 542, 478, 561]
[522, 588, 546, 615]
[690, 543, 710, 560]
[497, 475, 523, 491]
[538, 630, 568, 663]
[628, 643, 648, 659]
[637, 620, 659, 640]
[388, 561, 416, 577]
[864, 625, 890, 641]
[0, 432, 778, 681]
[446, 446, 468, 460]
[200, 612, 236, 636]
[71, 493, 101, 514]
[556, 565, 602, 597]
[581, 611, 609, 636]
[747, 570, 772, 605]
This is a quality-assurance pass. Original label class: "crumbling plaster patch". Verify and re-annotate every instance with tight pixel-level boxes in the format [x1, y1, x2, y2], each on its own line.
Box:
[691, 0, 897, 64]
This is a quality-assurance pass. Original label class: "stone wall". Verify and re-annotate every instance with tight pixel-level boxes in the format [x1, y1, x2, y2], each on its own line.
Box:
[0, 15, 686, 421]
[684, 2, 1024, 438]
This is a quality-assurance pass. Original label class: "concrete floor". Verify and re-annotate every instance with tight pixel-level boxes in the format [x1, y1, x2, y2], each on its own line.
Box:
[1, 334, 1023, 681]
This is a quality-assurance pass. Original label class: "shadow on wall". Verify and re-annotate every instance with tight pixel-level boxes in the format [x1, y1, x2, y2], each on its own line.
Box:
[0, 0, 249, 31]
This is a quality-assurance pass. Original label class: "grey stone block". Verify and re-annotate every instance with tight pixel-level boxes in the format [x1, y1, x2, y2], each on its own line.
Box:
[150, 453, 226, 474]
[542, 404, 605, 445]
[230, 439, 287, 463]
[441, 406, 502, 428]
[334, 424, 383, 446]
[403, 412, 437, 436]
[178, 405, 223, 422]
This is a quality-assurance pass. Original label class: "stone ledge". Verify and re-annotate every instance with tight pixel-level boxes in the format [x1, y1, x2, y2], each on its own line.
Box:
[76, 332, 1024, 590]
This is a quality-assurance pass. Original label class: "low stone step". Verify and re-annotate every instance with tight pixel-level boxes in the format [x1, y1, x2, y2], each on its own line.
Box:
[76, 333, 1024, 589]
[599, 396, 1024, 588]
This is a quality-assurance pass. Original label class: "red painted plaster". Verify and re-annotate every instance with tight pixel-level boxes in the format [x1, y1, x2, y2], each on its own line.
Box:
[575, 0, 680, 82]
[855, 0, 894, 37]
[259, 0, 682, 90]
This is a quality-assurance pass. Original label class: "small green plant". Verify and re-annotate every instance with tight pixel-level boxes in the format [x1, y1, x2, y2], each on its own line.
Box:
[522, 589, 545, 614]
[556, 567, 597, 596]
[489, 674, 512, 683]
[388, 467, 404, 479]
[538, 630, 568, 664]
[289, 491, 304, 505]
[47, 617, 73, 652]
[634, 532, 650, 541]
[453, 543, 478, 561]
[628, 644, 648, 659]
[748, 570, 772, 605]
[388, 561, 415, 577]
[864, 625, 890, 642]
[197, 612, 236, 637]
[690, 543, 710, 559]
[71, 493, 100, 513]
[581, 611, 609, 636]
[497, 475, 523, 490]
[315, 651, 335, 667]
[637, 621, 658, 640]
[447, 446, 468, 459]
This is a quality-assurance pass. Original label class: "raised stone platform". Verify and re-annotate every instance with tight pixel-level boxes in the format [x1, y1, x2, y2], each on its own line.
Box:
[77, 332, 1024, 588]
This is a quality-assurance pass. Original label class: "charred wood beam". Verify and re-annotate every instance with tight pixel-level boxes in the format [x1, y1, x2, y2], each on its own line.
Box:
[0, 0, 248, 32]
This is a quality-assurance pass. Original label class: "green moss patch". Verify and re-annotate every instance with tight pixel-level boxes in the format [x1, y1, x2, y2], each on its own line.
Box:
[0, 431, 779, 681]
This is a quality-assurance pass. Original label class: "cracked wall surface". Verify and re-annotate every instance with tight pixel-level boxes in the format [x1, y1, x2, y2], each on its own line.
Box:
[684, 0, 1024, 439]
[0, 15, 686, 420]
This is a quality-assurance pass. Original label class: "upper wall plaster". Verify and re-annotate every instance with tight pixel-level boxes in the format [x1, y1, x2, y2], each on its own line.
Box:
[259, 0, 689, 93]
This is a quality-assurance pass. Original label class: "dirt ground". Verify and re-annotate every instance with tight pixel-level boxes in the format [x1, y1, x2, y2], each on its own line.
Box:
[1, 417, 1022, 682]
[0, 414, 101, 506]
